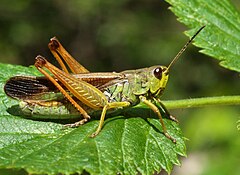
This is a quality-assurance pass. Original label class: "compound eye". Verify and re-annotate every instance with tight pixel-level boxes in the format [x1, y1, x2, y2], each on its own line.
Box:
[153, 67, 162, 79]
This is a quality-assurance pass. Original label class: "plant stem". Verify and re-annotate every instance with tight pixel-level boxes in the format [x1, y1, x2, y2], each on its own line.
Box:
[161, 95, 240, 109]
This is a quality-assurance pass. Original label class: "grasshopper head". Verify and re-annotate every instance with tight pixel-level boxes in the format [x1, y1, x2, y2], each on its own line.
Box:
[149, 26, 205, 97]
[149, 65, 169, 97]
[133, 26, 205, 97]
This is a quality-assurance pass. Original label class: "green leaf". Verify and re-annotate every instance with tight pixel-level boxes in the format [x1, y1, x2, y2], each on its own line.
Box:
[0, 63, 186, 175]
[166, 0, 240, 72]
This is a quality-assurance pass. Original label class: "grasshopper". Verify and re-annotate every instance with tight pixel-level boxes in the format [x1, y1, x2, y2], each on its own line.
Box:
[4, 26, 205, 143]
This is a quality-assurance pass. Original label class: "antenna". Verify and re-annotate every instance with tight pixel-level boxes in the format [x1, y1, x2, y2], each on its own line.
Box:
[167, 25, 205, 70]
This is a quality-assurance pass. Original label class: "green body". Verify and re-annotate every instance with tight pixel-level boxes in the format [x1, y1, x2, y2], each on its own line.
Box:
[9, 65, 169, 118]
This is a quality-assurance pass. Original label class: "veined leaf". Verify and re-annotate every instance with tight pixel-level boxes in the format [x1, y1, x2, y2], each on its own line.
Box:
[166, 0, 240, 72]
[0, 63, 186, 175]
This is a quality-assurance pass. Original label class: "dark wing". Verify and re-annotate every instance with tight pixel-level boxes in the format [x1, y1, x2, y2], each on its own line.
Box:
[4, 76, 61, 101]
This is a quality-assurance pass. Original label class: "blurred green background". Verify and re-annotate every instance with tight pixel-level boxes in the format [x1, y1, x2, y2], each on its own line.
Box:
[0, 0, 239, 175]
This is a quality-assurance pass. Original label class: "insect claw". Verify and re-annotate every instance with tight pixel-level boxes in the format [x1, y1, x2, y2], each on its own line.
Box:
[90, 132, 98, 138]
[64, 123, 76, 128]
[169, 115, 179, 123]
[64, 118, 89, 128]
[165, 132, 176, 144]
